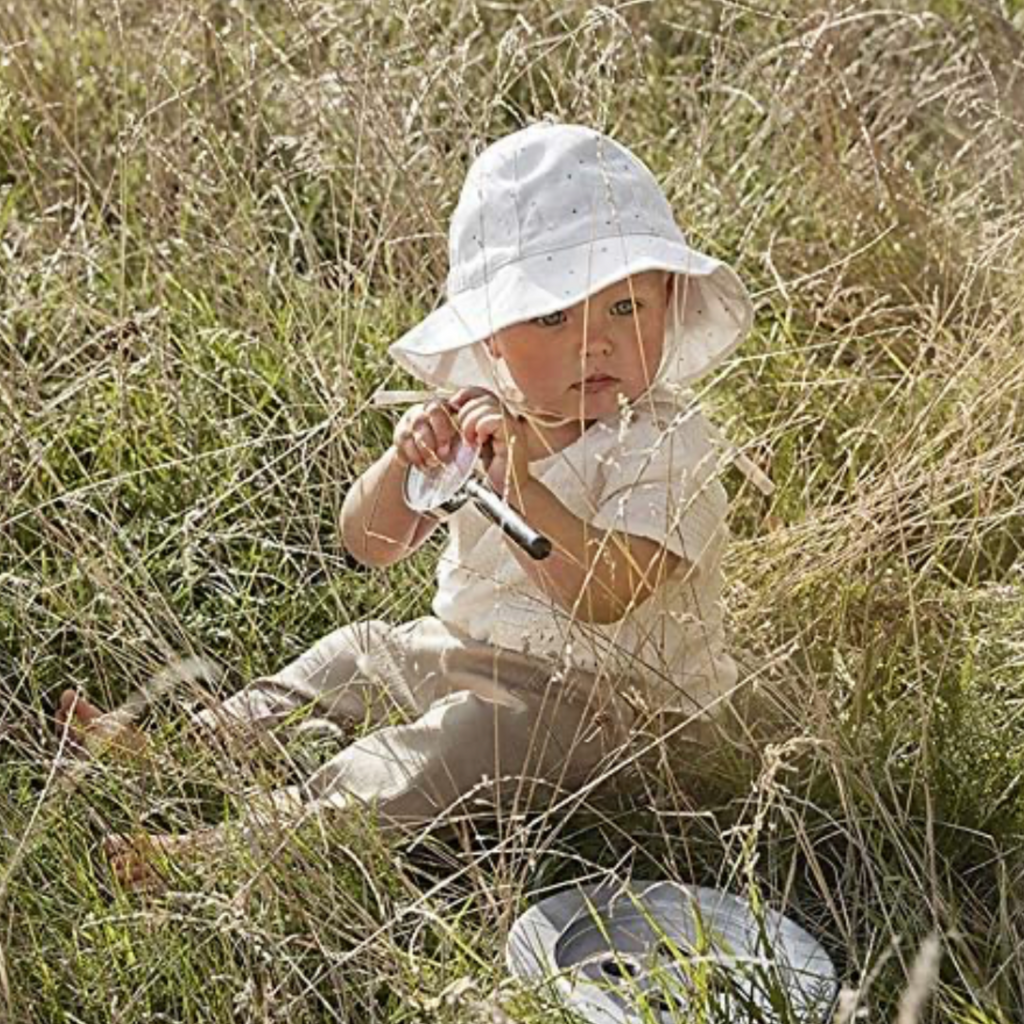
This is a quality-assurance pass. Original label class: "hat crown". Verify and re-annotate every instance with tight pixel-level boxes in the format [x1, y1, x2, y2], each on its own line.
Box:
[447, 124, 686, 295]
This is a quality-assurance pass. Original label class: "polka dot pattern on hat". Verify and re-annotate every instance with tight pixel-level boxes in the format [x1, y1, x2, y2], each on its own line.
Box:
[390, 123, 753, 394]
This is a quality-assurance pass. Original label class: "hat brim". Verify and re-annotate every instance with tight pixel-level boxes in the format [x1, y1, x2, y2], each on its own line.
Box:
[389, 235, 749, 392]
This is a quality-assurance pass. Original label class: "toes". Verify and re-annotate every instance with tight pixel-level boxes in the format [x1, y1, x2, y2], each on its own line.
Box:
[56, 689, 106, 736]
[73, 695, 106, 727]
[55, 692, 149, 763]
[86, 718, 148, 760]
[104, 834, 168, 891]
[102, 834, 129, 858]
[101, 828, 225, 893]
[110, 854, 160, 890]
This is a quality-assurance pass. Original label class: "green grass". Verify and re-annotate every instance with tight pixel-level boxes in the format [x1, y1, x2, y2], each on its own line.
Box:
[2, 0, 1024, 1020]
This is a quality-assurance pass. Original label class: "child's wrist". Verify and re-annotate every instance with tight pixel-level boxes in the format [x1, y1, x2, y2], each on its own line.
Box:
[507, 474, 545, 512]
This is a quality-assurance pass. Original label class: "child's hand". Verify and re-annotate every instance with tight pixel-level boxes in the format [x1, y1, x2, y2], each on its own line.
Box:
[450, 388, 531, 497]
[393, 398, 459, 469]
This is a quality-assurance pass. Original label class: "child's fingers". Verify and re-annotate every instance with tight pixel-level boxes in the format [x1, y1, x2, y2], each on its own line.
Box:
[473, 410, 507, 446]
[401, 424, 441, 467]
[392, 421, 421, 467]
[394, 435, 420, 467]
[455, 394, 502, 445]
[412, 418, 450, 464]
[457, 405, 486, 447]
[425, 401, 458, 457]
[448, 386, 493, 411]
[458, 397, 518, 450]
[394, 406, 445, 467]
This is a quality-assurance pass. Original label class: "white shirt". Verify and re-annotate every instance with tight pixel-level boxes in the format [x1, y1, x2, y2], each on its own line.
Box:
[432, 399, 737, 712]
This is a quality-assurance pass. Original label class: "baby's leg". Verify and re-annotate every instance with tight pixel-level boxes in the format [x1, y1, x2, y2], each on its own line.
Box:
[56, 620, 425, 760]
[99, 621, 430, 889]
[302, 644, 633, 827]
[193, 619, 424, 739]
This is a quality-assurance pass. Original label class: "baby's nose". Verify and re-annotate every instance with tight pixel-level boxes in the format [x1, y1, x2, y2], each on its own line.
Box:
[583, 325, 613, 356]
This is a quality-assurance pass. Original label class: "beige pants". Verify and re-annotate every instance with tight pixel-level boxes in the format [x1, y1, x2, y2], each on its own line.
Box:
[194, 617, 635, 828]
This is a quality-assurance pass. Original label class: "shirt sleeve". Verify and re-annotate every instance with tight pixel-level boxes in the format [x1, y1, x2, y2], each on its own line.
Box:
[588, 407, 728, 568]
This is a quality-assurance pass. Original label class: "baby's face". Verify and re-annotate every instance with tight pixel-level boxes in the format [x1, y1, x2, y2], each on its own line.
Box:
[488, 270, 671, 421]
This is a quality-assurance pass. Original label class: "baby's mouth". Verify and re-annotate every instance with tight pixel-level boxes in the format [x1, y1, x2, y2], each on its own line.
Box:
[573, 373, 618, 391]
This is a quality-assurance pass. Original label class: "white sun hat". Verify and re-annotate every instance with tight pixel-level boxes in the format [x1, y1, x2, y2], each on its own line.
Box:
[389, 122, 753, 398]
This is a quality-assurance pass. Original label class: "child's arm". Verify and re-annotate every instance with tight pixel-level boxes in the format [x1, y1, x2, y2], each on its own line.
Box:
[510, 480, 681, 624]
[455, 392, 687, 624]
[340, 399, 458, 567]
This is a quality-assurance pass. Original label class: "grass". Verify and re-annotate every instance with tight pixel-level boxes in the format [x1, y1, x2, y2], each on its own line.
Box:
[2, 0, 1024, 1020]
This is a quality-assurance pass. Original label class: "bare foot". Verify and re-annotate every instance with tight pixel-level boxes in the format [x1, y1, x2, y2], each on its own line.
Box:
[103, 826, 228, 891]
[56, 688, 150, 762]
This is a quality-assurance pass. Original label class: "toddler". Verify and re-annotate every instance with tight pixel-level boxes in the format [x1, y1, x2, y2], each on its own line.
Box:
[58, 123, 753, 888]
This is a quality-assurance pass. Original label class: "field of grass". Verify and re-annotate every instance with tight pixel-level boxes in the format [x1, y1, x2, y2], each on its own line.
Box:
[2, 0, 1024, 1020]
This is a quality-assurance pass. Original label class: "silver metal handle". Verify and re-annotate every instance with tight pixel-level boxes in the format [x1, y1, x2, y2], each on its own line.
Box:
[463, 479, 552, 560]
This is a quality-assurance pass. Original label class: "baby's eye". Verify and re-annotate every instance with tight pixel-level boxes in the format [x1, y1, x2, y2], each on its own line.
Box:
[610, 298, 639, 316]
[532, 310, 567, 328]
